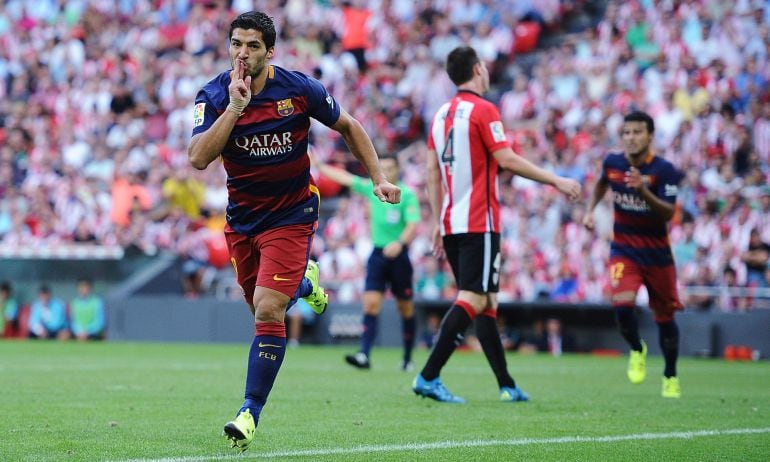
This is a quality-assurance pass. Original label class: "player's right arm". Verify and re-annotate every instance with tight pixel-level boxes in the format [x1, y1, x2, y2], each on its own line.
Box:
[188, 63, 252, 170]
[188, 112, 241, 170]
[583, 175, 609, 231]
[426, 147, 445, 259]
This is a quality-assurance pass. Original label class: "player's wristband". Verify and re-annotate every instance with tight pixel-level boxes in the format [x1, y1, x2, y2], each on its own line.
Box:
[226, 101, 246, 117]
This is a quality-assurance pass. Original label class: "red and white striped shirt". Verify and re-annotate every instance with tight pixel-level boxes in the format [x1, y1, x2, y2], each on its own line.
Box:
[428, 90, 510, 236]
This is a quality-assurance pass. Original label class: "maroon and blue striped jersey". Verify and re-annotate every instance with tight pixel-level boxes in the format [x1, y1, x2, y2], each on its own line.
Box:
[192, 65, 340, 236]
[601, 152, 683, 266]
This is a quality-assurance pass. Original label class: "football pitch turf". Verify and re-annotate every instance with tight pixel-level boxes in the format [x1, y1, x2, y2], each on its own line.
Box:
[1, 341, 768, 461]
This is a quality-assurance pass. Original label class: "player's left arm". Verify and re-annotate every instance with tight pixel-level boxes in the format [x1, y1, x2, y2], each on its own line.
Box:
[331, 109, 400, 204]
[625, 166, 677, 221]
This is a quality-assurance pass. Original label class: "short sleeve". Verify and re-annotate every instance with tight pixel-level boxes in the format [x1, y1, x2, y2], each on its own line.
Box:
[403, 188, 421, 223]
[474, 103, 509, 154]
[656, 163, 683, 204]
[600, 156, 610, 182]
[304, 75, 341, 127]
[191, 88, 220, 136]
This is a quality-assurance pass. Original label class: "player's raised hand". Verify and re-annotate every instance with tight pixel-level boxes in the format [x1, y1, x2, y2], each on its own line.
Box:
[624, 167, 645, 190]
[374, 181, 401, 204]
[227, 61, 251, 115]
[554, 177, 582, 202]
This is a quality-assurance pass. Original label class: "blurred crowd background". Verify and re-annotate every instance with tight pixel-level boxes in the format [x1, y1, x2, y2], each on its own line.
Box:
[1, 0, 769, 312]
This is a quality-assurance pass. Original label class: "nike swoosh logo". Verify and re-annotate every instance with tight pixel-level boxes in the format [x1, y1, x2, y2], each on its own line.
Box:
[272, 274, 291, 281]
[259, 342, 282, 348]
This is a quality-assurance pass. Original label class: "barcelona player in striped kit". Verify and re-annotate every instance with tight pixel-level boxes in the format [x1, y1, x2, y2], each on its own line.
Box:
[414, 46, 581, 403]
[584, 111, 684, 398]
[188, 11, 400, 451]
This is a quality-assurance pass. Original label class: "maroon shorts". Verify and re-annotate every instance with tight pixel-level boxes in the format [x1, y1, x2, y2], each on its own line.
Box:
[609, 256, 683, 322]
[225, 222, 316, 304]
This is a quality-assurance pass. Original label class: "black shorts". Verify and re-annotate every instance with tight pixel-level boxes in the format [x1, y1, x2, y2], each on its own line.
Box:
[443, 232, 500, 293]
[365, 247, 414, 299]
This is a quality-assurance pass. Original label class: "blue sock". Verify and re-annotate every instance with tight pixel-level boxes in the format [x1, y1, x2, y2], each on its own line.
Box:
[239, 322, 286, 423]
[402, 316, 416, 363]
[287, 277, 312, 310]
[360, 314, 378, 357]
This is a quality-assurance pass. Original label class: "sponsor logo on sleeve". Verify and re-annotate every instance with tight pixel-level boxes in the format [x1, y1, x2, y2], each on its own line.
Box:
[664, 184, 679, 196]
[489, 121, 506, 143]
[193, 103, 205, 127]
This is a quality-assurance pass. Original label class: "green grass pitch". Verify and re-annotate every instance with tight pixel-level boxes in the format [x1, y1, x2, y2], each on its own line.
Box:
[1, 341, 768, 461]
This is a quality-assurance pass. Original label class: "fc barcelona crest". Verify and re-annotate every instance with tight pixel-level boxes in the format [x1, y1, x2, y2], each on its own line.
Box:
[277, 98, 294, 117]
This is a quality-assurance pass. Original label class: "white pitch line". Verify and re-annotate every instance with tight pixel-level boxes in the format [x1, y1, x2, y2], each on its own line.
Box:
[114, 427, 770, 462]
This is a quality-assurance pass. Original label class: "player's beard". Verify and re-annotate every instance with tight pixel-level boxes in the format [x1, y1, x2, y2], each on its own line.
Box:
[247, 62, 265, 79]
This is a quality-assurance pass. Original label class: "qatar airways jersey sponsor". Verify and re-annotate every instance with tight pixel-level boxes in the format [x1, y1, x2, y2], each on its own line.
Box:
[428, 90, 510, 236]
[601, 152, 684, 266]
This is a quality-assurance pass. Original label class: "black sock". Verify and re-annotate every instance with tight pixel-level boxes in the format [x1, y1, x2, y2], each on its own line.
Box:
[657, 320, 679, 378]
[475, 314, 516, 389]
[420, 305, 472, 381]
[615, 306, 643, 352]
[402, 316, 416, 363]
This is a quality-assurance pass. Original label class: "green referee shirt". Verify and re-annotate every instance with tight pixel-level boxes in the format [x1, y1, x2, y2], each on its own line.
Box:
[350, 176, 420, 248]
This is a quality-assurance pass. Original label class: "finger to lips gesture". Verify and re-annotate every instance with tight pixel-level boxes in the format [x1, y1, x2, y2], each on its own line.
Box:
[229, 61, 251, 105]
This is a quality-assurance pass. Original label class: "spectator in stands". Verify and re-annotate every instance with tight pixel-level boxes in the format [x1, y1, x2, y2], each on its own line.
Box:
[415, 256, 449, 301]
[551, 261, 582, 303]
[28, 285, 69, 340]
[518, 318, 545, 354]
[69, 278, 106, 341]
[417, 310, 441, 350]
[1, 281, 19, 337]
[685, 265, 718, 311]
[741, 228, 770, 288]
[530, 318, 576, 357]
[718, 266, 748, 313]
[161, 168, 206, 220]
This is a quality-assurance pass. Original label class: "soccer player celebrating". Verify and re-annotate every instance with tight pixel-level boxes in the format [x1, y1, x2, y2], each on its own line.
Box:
[415, 46, 581, 403]
[583, 111, 684, 399]
[311, 152, 420, 371]
[188, 11, 400, 451]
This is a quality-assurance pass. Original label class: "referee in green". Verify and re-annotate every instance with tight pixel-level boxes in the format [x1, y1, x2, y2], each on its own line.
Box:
[312, 152, 420, 371]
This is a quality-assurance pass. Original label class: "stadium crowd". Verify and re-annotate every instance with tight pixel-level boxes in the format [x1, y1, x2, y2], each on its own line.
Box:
[0, 0, 769, 312]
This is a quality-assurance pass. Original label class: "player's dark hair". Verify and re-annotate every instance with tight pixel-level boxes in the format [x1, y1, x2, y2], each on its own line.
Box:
[446, 46, 479, 86]
[624, 111, 655, 133]
[229, 11, 276, 49]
